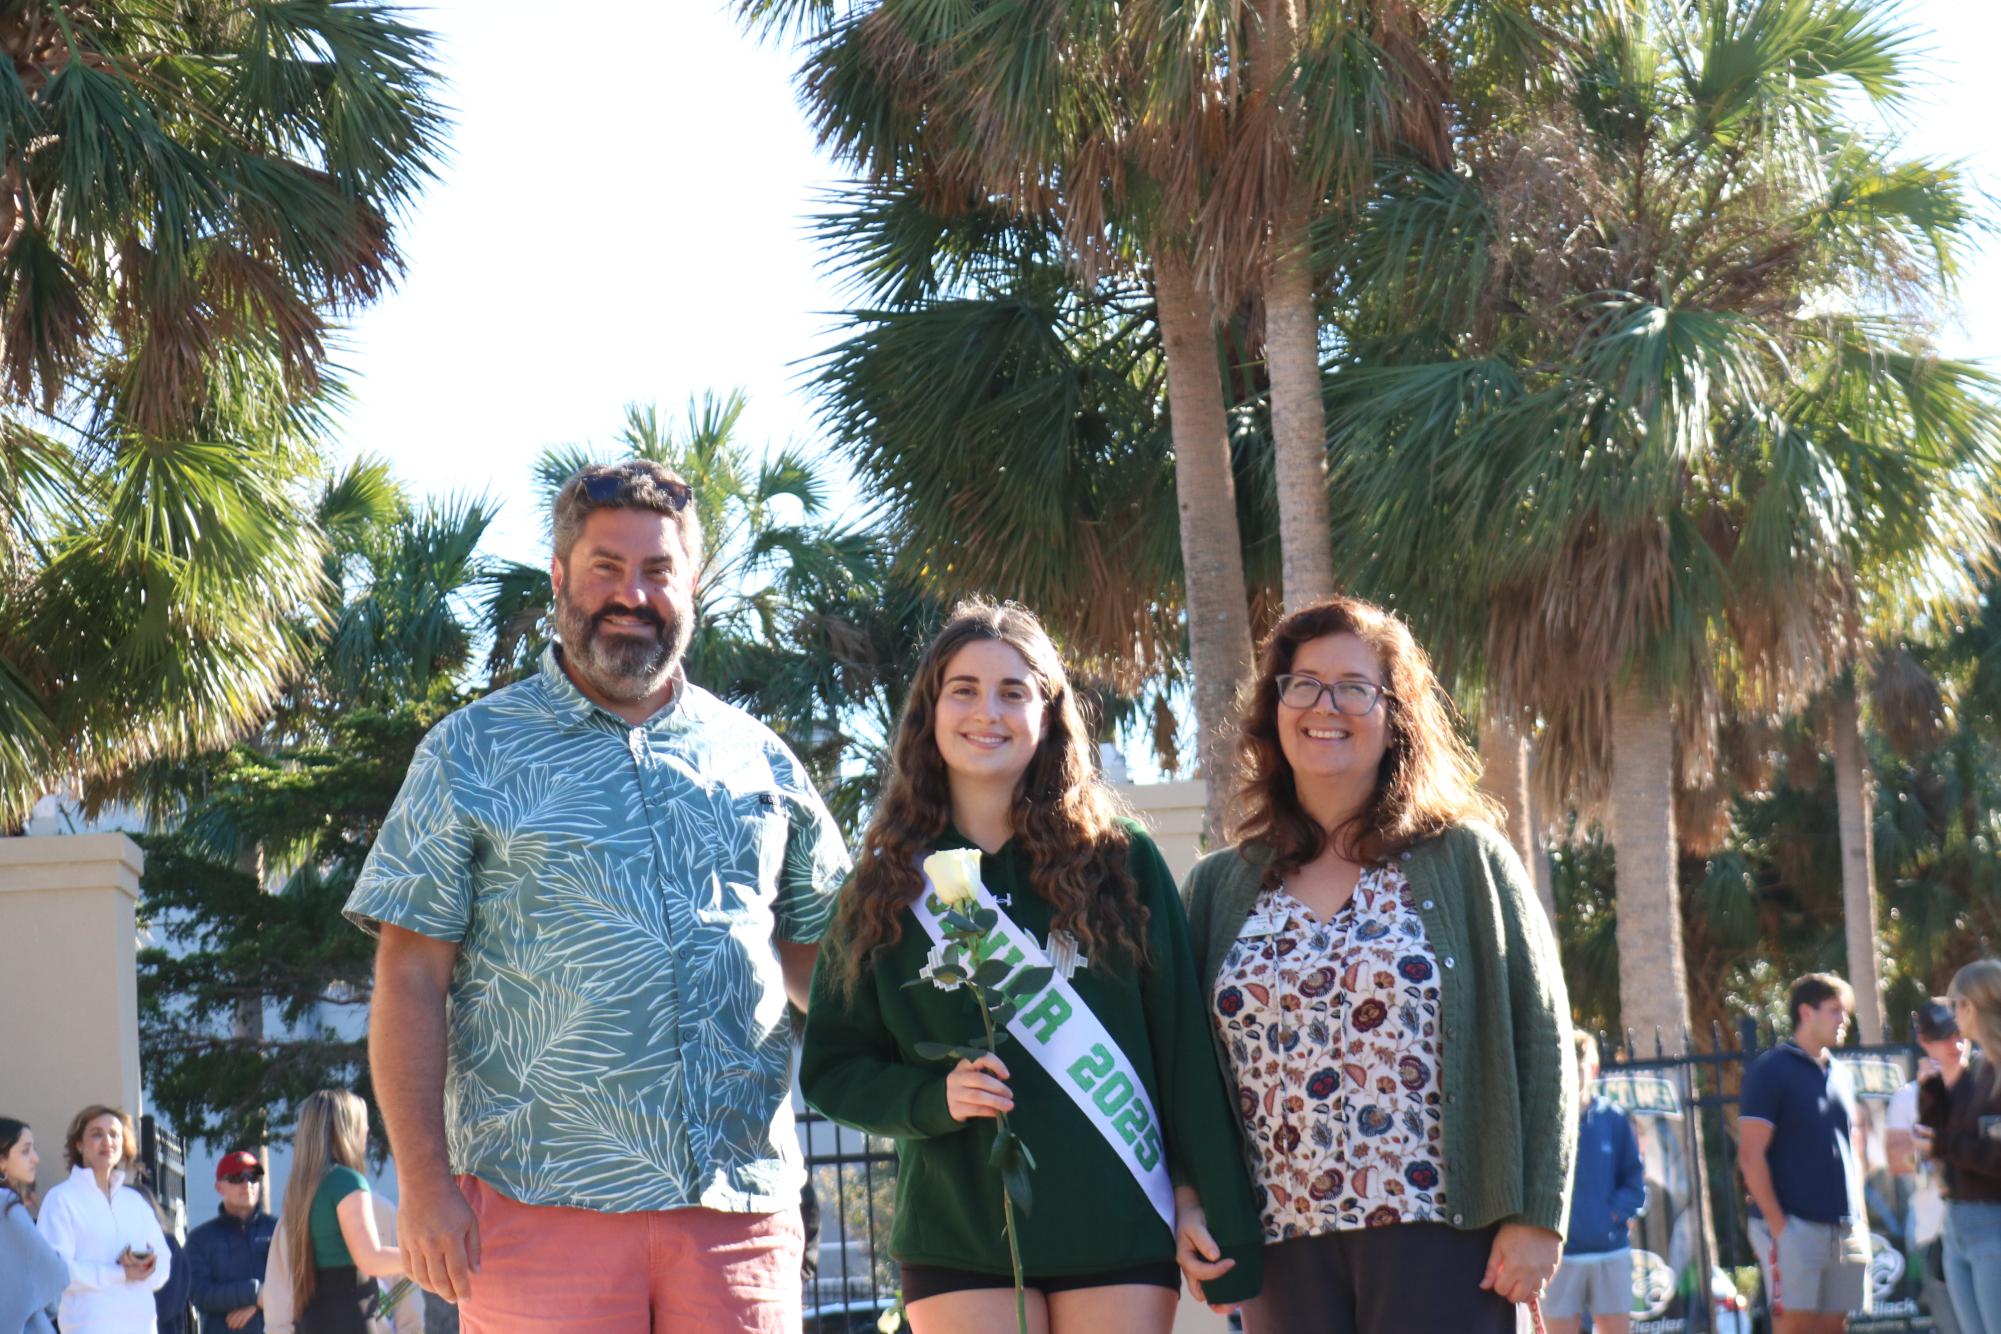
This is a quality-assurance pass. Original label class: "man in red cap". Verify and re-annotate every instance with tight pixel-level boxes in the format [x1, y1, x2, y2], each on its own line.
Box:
[186, 1149, 277, 1333]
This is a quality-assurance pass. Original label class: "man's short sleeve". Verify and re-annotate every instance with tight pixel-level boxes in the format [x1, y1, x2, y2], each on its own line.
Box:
[774, 784, 851, 945]
[1740, 1052, 1782, 1125]
[343, 722, 477, 943]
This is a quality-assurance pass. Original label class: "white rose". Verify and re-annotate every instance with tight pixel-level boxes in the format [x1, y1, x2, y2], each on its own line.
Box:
[923, 848, 984, 908]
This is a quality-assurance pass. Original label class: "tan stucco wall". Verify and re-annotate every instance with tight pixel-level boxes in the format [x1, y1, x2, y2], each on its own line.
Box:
[1114, 778, 1209, 883]
[0, 833, 145, 1201]
[1113, 782, 1234, 1334]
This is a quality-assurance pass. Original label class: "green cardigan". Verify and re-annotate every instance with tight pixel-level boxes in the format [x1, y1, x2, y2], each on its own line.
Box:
[1182, 821, 1578, 1237]
[801, 825, 1264, 1302]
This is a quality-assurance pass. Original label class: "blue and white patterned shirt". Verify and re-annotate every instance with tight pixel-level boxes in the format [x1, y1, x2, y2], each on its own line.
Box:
[345, 646, 850, 1214]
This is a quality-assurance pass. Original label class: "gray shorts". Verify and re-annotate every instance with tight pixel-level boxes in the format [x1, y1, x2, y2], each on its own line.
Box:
[1544, 1249, 1631, 1319]
[1748, 1215, 1871, 1315]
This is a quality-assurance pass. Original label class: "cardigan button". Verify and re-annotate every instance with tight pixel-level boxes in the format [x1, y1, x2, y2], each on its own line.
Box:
[1453, 1213, 1465, 1226]
[1443, 957, 1456, 969]
[1422, 899, 1435, 910]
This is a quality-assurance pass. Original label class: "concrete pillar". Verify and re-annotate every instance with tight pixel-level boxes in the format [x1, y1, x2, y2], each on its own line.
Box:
[1113, 779, 1210, 883]
[0, 833, 146, 1200]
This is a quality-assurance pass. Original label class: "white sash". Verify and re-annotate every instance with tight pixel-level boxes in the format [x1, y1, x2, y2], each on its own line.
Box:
[912, 868, 1177, 1231]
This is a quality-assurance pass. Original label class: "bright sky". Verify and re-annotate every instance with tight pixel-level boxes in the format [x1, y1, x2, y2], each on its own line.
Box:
[332, 1, 2001, 570]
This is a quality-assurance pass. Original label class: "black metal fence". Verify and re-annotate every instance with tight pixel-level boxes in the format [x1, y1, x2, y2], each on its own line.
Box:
[797, 1020, 1956, 1334]
[800, 1106, 899, 1331]
[1598, 1018, 1948, 1334]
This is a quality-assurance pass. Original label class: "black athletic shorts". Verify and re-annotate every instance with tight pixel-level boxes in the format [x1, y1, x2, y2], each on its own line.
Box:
[900, 1259, 1182, 1302]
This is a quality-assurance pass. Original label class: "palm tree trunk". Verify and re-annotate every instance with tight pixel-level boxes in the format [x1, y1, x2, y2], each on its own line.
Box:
[1832, 687, 1886, 1042]
[1153, 252, 1256, 843]
[1606, 682, 1693, 1047]
[1249, 0, 1336, 609]
[1530, 779, 1555, 920]
[1265, 195, 1337, 608]
[1478, 712, 1543, 911]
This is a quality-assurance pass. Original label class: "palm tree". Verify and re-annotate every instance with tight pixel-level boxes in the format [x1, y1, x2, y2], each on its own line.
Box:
[1, 0, 446, 825]
[740, 0, 1487, 832]
[1319, 0, 2001, 1043]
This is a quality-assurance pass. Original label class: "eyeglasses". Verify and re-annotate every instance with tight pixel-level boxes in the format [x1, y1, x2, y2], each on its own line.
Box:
[581, 473, 692, 511]
[221, 1171, 263, 1184]
[1275, 673, 1392, 716]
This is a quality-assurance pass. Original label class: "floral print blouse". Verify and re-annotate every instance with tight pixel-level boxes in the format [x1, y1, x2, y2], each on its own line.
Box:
[1212, 862, 1449, 1239]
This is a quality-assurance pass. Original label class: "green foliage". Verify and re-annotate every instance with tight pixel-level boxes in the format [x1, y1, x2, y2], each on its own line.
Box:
[138, 695, 452, 1148]
[0, 0, 447, 823]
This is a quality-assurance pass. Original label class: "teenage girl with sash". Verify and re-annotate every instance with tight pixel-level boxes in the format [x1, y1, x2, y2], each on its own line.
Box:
[1184, 596, 1576, 1333]
[802, 599, 1263, 1333]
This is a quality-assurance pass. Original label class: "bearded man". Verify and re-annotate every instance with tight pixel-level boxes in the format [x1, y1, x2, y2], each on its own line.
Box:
[346, 461, 848, 1333]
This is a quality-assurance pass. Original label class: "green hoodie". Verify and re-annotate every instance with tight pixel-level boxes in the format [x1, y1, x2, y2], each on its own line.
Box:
[800, 824, 1264, 1303]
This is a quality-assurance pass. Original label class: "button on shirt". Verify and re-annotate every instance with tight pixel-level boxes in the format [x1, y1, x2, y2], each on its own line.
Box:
[1213, 864, 1450, 1239]
[345, 646, 850, 1214]
[1739, 1041, 1864, 1225]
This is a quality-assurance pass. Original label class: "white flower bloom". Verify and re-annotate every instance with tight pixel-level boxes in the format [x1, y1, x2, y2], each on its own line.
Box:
[923, 848, 985, 908]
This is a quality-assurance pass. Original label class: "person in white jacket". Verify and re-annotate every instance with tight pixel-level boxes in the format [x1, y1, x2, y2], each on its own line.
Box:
[36, 1106, 170, 1333]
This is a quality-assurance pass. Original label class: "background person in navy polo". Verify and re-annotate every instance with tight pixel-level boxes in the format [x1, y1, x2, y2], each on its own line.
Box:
[1741, 973, 1870, 1333]
[187, 1150, 275, 1332]
[1547, 1031, 1646, 1334]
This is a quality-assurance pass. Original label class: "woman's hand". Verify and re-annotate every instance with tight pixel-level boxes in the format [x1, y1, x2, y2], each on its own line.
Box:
[118, 1247, 157, 1282]
[1481, 1223, 1561, 1305]
[1913, 1123, 1937, 1158]
[945, 1053, 1014, 1121]
[1173, 1186, 1239, 1314]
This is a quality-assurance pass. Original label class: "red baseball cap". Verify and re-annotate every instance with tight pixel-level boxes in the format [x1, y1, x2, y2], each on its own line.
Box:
[216, 1151, 263, 1181]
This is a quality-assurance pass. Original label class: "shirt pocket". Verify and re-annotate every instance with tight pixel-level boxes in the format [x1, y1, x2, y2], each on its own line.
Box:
[694, 785, 788, 925]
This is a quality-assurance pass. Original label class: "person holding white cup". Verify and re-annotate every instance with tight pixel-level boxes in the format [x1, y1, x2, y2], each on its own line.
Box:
[35, 1105, 171, 1333]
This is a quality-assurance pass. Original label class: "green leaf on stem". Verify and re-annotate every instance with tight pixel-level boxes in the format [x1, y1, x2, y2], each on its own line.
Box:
[913, 1040, 991, 1063]
[941, 910, 981, 934]
[1007, 965, 1055, 1000]
[987, 1000, 1018, 1027]
[989, 1126, 1017, 1169]
[974, 958, 1013, 987]
[1002, 1154, 1034, 1216]
[972, 907, 1000, 931]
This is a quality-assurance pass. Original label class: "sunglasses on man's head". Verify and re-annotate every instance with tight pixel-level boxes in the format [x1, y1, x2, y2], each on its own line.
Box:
[221, 1171, 263, 1184]
[581, 473, 692, 511]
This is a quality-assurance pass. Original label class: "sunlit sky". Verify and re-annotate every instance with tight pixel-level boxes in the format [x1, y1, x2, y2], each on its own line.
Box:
[332, 0, 2001, 571]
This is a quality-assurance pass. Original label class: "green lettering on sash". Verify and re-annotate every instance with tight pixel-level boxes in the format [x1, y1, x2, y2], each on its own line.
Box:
[1112, 1098, 1149, 1146]
[1092, 1072, 1134, 1115]
[1068, 1043, 1114, 1089]
[1021, 990, 1072, 1043]
[971, 933, 1023, 971]
[1134, 1126, 1161, 1171]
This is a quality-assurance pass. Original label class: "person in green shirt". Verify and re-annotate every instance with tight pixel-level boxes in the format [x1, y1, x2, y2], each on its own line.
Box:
[274, 1092, 403, 1334]
[802, 599, 1263, 1333]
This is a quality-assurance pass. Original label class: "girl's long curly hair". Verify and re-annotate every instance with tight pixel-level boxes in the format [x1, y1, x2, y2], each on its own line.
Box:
[1229, 596, 1496, 886]
[827, 599, 1146, 998]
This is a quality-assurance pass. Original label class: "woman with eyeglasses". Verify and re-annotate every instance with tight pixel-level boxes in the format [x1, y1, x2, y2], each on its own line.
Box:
[1182, 597, 1576, 1333]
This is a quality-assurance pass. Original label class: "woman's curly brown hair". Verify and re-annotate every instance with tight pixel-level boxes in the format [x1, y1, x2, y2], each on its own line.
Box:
[826, 599, 1147, 998]
[1229, 596, 1496, 886]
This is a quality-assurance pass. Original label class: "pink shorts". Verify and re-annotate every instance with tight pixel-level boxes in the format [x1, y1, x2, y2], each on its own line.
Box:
[457, 1175, 804, 1333]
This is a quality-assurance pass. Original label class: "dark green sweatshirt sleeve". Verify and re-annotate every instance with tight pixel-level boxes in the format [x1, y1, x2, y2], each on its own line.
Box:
[1481, 827, 1577, 1235]
[1132, 831, 1265, 1304]
[800, 925, 962, 1141]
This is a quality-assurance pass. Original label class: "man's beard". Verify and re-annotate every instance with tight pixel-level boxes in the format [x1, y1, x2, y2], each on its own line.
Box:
[554, 587, 692, 702]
